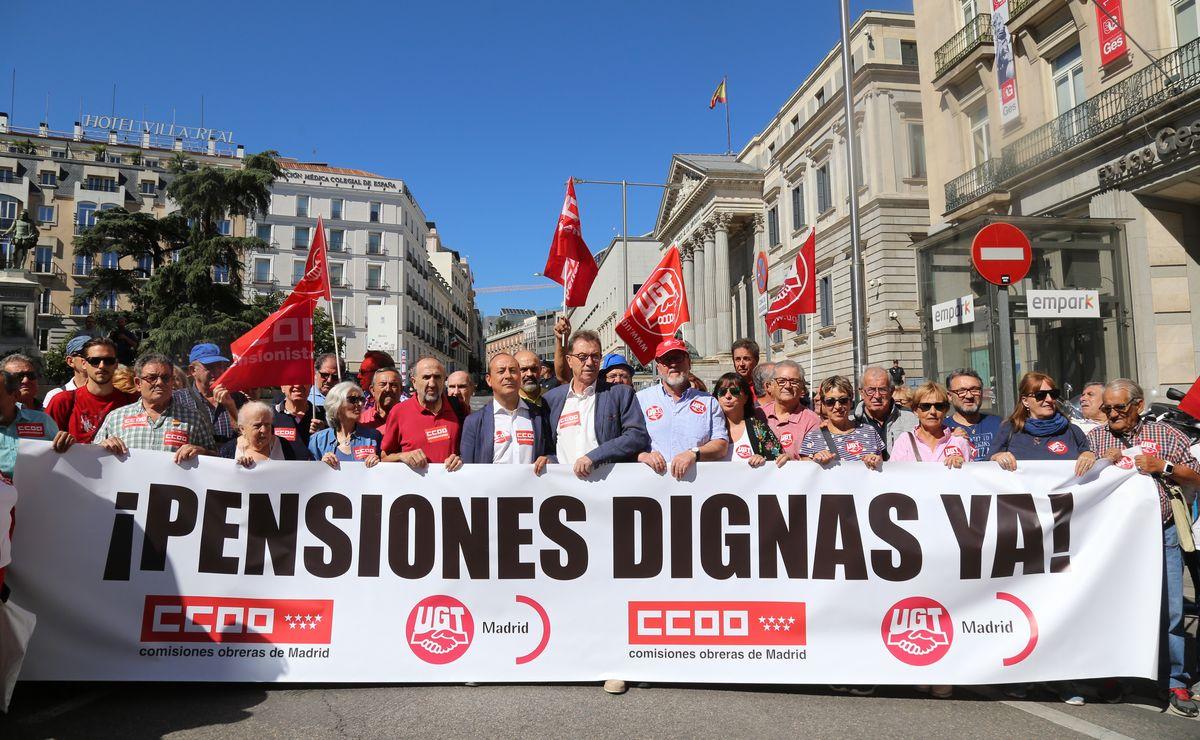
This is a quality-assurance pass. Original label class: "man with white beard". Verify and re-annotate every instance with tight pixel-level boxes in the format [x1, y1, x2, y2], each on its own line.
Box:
[635, 337, 728, 480]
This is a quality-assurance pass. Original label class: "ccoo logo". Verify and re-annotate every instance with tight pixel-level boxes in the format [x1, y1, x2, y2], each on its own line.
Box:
[882, 597, 953, 666]
[406, 595, 474, 664]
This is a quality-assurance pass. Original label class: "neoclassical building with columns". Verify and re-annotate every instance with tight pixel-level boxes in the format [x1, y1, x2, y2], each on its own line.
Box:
[653, 10, 929, 384]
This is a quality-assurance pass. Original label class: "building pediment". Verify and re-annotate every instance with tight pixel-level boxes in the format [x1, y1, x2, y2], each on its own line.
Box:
[654, 153, 764, 241]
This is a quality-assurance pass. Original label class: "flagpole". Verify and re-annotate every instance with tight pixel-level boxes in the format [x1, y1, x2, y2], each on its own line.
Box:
[724, 76, 732, 154]
[320, 219, 343, 376]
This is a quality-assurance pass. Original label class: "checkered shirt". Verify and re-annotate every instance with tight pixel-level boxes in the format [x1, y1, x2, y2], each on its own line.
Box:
[171, 387, 232, 443]
[1087, 420, 1199, 523]
[97, 398, 217, 453]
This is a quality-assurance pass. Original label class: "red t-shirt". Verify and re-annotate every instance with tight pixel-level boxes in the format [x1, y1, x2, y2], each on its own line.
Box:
[358, 401, 390, 432]
[381, 396, 460, 462]
[46, 386, 138, 444]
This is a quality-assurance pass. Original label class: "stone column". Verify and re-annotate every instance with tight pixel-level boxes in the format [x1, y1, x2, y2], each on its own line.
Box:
[735, 277, 747, 340]
[713, 212, 733, 353]
[691, 235, 707, 358]
[681, 243, 696, 350]
[702, 224, 718, 357]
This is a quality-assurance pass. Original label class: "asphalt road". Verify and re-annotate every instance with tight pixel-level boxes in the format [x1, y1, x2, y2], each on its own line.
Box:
[2, 680, 1197, 739]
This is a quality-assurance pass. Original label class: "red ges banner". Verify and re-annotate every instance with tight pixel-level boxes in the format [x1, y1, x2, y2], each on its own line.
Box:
[141, 595, 334, 644]
[1095, 0, 1127, 67]
[628, 601, 806, 646]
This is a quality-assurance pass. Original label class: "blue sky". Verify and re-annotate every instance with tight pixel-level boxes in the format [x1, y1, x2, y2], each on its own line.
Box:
[7, 0, 912, 315]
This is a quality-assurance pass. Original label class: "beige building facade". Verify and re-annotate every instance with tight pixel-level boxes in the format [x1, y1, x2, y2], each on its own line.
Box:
[913, 0, 1200, 406]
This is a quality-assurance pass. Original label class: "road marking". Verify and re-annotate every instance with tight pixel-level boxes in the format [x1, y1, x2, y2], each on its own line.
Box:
[965, 687, 1134, 739]
[18, 689, 109, 725]
[979, 247, 1026, 260]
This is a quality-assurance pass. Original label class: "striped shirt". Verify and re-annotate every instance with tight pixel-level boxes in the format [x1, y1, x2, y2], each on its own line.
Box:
[97, 399, 217, 453]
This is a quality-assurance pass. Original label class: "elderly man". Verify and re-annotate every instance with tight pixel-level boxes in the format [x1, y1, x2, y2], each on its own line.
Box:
[44, 334, 91, 405]
[460, 353, 552, 470]
[761, 361, 820, 459]
[752, 362, 776, 407]
[171, 342, 244, 448]
[308, 352, 341, 408]
[360, 367, 403, 431]
[0, 369, 63, 482]
[600, 353, 634, 386]
[45, 338, 137, 445]
[2, 354, 40, 410]
[854, 366, 917, 459]
[381, 357, 463, 471]
[446, 370, 474, 420]
[96, 353, 215, 464]
[636, 338, 727, 479]
[943, 368, 1001, 460]
[1087, 379, 1200, 718]
[1074, 381, 1106, 433]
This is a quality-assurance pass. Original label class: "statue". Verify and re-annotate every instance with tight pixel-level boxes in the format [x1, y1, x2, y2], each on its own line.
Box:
[3, 209, 37, 270]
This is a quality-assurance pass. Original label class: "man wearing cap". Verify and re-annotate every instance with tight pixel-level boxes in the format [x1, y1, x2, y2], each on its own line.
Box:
[460, 353, 553, 469]
[44, 335, 91, 406]
[170, 343, 245, 448]
[635, 338, 728, 479]
[600, 353, 634, 386]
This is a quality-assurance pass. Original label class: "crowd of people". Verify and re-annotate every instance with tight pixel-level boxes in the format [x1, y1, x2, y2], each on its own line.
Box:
[0, 323, 1197, 716]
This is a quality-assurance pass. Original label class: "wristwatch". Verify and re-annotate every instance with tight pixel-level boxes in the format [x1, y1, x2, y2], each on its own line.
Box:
[1163, 461, 1175, 477]
[692, 446, 701, 461]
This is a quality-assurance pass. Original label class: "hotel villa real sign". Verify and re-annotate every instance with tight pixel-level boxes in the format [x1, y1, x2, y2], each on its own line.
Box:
[81, 113, 234, 143]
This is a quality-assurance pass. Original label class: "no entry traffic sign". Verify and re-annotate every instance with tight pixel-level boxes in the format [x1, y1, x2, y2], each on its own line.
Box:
[755, 251, 768, 294]
[972, 223, 1031, 286]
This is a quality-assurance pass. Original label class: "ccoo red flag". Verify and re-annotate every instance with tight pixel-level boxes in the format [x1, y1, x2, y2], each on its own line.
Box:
[285, 215, 333, 309]
[616, 245, 690, 364]
[765, 227, 816, 333]
[216, 297, 316, 393]
[543, 179, 598, 307]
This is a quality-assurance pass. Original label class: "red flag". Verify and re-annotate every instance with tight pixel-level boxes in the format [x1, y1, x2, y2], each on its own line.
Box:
[765, 227, 816, 333]
[1179, 375, 1200, 420]
[616, 245, 690, 364]
[216, 298, 316, 392]
[544, 180, 598, 307]
[286, 215, 333, 308]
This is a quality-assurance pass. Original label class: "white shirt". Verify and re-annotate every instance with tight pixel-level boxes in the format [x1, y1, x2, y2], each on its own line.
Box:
[556, 382, 599, 465]
[723, 426, 754, 462]
[43, 378, 78, 405]
[1073, 418, 1102, 435]
[492, 399, 535, 464]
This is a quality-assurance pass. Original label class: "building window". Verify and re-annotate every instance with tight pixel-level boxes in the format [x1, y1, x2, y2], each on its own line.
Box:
[136, 255, 152, 277]
[253, 257, 272, 284]
[969, 104, 990, 166]
[101, 251, 119, 269]
[34, 246, 52, 273]
[37, 205, 55, 224]
[369, 202, 381, 223]
[73, 253, 93, 276]
[292, 260, 306, 286]
[816, 164, 832, 214]
[38, 290, 51, 315]
[71, 289, 90, 316]
[0, 305, 25, 337]
[908, 124, 926, 179]
[959, 0, 976, 24]
[367, 264, 384, 290]
[1178, 1, 1200, 45]
[0, 169, 15, 184]
[38, 328, 49, 352]
[296, 195, 309, 218]
[767, 205, 780, 246]
[144, 158, 158, 169]
[1052, 44, 1085, 116]
[332, 297, 346, 325]
[815, 89, 825, 107]
[256, 223, 272, 242]
[100, 291, 118, 311]
[367, 231, 382, 254]
[213, 263, 230, 284]
[0, 197, 16, 232]
[82, 176, 117, 192]
[38, 171, 57, 187]
[329, 262, 345, 288]
[791, 184, 806, 231]
[218, 219, 232, 236]
[901, 40, 919, 67]
[294, 226, 310, 249]
[329, 228, 345, 251]
[331, 198, 343, 220]
[139, 180, 156, 195]
[50, 149, 65, 159]
[819, 275, 833, 327]
[790, 115, 800, 134]
[75, 202, 98, 235]
[798, 314, 807, 335]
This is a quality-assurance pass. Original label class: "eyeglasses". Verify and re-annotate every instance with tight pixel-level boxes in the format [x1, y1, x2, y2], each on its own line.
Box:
[569, 353, 602, 365]
[949, 386, 983, 397]
[774, 378, 804, 388]
[716, 386, 743, 398]
[1026, 389, 1061, 402]
[1100, 402, 1134, 415]
[138, 374, 172, 385]
[345, 395, 366, 405]
[916, 402, 950, 412]
[85, 356, 118, 367]
[862, 387, 890, 397]
[7, 371, 35, 383]
[317, 371, 339, 380]
[822, 396, 852, 407]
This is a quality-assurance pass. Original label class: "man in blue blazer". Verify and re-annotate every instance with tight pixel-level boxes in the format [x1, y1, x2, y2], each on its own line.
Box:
[460, 353, 552, 472]
[544, 329, 649, 479]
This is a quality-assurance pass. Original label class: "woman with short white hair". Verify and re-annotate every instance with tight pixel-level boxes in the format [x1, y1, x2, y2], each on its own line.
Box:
[220, 401, 311, 466]
[308, 381, 383, 469]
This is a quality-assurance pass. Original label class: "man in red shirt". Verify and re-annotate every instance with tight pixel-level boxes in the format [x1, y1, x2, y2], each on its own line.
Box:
[46, 338, 137, 444]
[360, 367, 402, 431]
[381, 357, 463, 471]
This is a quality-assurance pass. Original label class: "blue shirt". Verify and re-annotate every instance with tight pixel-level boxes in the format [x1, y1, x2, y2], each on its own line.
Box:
[0, 407, 58, 481]
[944, 413, 1003, 461]
[308, 426, 383, 462]
[635, 384, 728, 460]
[993, 421, 1091, 461]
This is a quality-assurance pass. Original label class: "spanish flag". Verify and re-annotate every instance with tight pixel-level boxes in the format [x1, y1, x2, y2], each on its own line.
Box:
[709, 79, 727, 110]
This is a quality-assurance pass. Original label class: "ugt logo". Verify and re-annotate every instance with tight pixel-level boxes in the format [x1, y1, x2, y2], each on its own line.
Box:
[881, 597, 953, 666]
[630, 268, 683, 335]
[406, 595, 474, 664]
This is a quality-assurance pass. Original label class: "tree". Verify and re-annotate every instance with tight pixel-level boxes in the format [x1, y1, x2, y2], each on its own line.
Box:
[167, 152, 196, 174]
[41, 337, 71, 385]
[494, 317, 513, 332]
[12, 139, 37, 155]
[88, 144, 107, 161]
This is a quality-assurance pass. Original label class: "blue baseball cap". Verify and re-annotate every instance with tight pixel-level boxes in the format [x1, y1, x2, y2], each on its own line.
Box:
[601, 353, 633, 374]
[189, 342, 230, 365]
[65, 334, 92, 356]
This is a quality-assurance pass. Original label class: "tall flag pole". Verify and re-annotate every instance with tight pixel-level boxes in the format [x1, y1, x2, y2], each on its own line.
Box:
[709, 77, 731, 154]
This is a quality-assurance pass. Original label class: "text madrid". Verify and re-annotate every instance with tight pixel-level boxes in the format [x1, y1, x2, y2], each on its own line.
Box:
[102, 484, 1076, 582]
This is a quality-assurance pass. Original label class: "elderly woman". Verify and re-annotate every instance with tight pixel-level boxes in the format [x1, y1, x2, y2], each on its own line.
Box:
[798, 376, 883, 471]
[308, 381, 383, 469]
[219, 401, 311, 466]
[713, 372, 785, 468]
[886, 382, 972, 468]
[991, 372, 1096, 478]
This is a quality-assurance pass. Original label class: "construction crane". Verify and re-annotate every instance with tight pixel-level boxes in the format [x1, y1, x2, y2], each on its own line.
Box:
[474, 284, 556, 295]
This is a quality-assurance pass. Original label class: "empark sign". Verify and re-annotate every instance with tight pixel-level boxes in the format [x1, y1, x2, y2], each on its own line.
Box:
[1098, 122, 1200, 189]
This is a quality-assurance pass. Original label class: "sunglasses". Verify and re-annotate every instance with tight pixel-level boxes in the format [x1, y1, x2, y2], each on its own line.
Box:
[716, 386, 743, 398]
[345, 395, 366, 405]
[1026, 389, 1061, 402]
[1099, 402, 1134, 415]
[916, 402, 950, 412]
[138, 374, 173, 385]
[822, 396, 852, 407]
[317, 371, 339, 380]
[7, 371, 35, 383]
[85, 356, 118, 367]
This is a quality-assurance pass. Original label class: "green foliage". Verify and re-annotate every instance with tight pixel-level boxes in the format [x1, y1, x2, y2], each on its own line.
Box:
[494, 317, 512, 332]
[12, 139, 37, 154]
[167, 152, 196, 174]
[88, 144, 107, 161]
[41, 337, 71, 385]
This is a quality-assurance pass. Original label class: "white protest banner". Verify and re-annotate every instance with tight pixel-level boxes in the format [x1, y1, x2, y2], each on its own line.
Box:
[9, 441, 1160, 685]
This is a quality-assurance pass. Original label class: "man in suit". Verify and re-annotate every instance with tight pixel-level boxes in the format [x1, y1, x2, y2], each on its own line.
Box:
[544, 329, 649, 480]
[460, 353, 552, 472]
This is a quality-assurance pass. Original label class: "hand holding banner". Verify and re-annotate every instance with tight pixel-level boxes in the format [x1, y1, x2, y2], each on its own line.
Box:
[616, 245, 690, 364]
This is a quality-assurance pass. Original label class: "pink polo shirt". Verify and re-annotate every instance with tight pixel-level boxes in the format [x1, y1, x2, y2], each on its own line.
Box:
[888, 428, 972, 462]
[761, 402, 821, 459]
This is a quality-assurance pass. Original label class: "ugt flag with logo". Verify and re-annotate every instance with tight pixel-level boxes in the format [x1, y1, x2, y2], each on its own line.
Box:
[216, 298, 316, 392]
[766, 227, 816, 333]
[616, 245, 689, 364]
[543, 179, 598, 307]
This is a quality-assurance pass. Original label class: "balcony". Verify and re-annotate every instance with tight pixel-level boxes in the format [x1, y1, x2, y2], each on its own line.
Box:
[933, 13, 993, 87]
[33, 260, 67, 281]
[71, 260, 95, 278]
[366, 281, 388, 291]
[1006, 0, 1062, 38]
[252, 275, 279, 287]
[944, 158, 1009, 216]
[81, 178, 119, 193]
[37, 303, 62, 317]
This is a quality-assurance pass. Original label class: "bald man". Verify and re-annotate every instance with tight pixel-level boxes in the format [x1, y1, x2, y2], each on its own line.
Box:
[381, 357, 463, 471]
[446, 370, 474, 420]
[460, 353, 553, 470]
